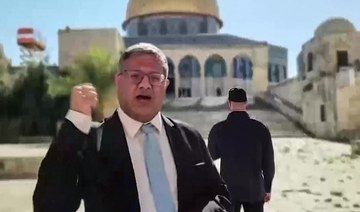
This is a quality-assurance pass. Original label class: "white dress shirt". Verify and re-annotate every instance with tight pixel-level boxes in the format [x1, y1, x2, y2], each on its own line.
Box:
[66, 108, 178, 212]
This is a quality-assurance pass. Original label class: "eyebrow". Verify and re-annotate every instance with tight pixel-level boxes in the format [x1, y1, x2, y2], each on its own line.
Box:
[127, 69, 164, 74]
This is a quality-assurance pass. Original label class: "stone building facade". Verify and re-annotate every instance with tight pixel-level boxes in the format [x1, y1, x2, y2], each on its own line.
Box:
[57, 0, 288, 99]
[122, 0, 288, 99]
[58, 28, 124, 70]
[269, 17, 360, 139]
[44, 2, 360, 139]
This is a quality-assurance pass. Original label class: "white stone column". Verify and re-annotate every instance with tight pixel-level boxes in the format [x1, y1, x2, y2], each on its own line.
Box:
[172, 57, 180, 98]
[225, 57, 233, 92]
[252, 62, 268, 94]
[199, 57, 206, 97]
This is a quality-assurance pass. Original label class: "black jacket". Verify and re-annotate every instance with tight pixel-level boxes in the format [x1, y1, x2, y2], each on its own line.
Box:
[208, 111, 275, 202]
[33, 111, 232, 212]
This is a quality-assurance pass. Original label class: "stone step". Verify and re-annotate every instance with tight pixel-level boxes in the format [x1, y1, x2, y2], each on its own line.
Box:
[271, 131, 307, 137]
[164, 109, 307, 138]
[0, 144, 49, 179]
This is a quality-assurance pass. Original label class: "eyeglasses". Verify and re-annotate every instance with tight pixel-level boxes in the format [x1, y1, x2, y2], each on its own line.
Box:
[122, 70, 166, 86]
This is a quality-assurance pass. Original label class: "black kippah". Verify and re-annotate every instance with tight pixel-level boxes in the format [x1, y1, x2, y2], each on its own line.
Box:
[228, 87, 247, 102]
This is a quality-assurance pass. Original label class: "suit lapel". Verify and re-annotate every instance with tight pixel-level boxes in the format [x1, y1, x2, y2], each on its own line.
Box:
[162, 116, 193, 211]
[100, 111, 130, 162]
[97, 111, 140, 211]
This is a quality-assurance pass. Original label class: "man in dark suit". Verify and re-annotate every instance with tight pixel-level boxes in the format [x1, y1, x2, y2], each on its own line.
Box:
[33, 43, 232, 212]
[208, 88, 275, 212]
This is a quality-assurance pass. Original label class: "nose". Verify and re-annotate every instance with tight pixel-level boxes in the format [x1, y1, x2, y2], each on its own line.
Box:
[138, 75, 152, 89]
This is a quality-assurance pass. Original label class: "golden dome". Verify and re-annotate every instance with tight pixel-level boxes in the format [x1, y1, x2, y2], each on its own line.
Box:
[124, 0, 222, 28]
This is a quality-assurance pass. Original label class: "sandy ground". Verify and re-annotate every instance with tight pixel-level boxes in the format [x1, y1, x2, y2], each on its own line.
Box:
[0, 137, 359, 212]
[263, 138, 360, 212]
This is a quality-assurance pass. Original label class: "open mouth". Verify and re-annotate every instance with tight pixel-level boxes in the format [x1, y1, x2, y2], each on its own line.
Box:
[136, 95, 152, 101]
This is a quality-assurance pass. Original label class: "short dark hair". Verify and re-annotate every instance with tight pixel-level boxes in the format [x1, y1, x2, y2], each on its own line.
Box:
[117, 43, 169, 78]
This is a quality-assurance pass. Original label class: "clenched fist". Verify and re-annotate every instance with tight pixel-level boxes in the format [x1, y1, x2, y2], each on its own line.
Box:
[70, 83, 98, 117]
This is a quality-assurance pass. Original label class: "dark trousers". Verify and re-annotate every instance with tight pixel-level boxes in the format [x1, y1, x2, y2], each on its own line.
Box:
[233, 201, 263, 212]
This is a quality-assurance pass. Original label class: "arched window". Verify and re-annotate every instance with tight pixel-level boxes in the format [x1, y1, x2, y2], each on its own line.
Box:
[205, 55, 226, 77]
[179, 21, 187, 35]
[166, 57, 175, 98]
[178, 55, 201, 97]
[138, 19, 148, 36]
[159, 19, 167, 35]
[167, 57, 175, 78]
[200, 17, 208, 33]
[307, 52, 313, 72]
[232, 56, 253, 79]
[178, 55, 201, 78]
[274, 65, 280, 82]
[283, 65, 287, 80]
[268, 63, 272, 82]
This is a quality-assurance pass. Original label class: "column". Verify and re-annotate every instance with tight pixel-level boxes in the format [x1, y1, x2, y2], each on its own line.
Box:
[252, 61, 268, 94]
[226, 57, 233, 93]
[199, 57, 206, 97]
[172, 57, 180, 98]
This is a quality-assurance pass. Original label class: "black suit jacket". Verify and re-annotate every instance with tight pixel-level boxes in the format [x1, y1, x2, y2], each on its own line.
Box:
[208, 111, 275, 202]
[33, 111, 232, 212]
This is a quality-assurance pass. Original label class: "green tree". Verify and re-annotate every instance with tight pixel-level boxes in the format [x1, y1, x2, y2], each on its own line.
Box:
[48, 48, 118, 121]
[10, 62, 57, 135]
[0, 65, 18, 141]
[0, 62, 57, 140]
[0, 64, 20, 116]
[0, 64, 11, 117]
[0, 64, 12, 94]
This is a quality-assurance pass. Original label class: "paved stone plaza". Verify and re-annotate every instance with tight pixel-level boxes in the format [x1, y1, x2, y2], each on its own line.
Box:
[0, 110, 358, 211]
[0, 137, 359, 212]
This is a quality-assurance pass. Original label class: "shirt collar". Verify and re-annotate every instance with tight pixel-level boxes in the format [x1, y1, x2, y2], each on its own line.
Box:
[117, 107, 162, 138]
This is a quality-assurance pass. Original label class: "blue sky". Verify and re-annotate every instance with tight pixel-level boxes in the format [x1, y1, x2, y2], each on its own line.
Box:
[0, 0, 359, 77]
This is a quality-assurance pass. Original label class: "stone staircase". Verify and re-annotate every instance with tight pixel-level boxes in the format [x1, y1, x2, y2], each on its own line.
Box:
[164, 108, 307, 138]
[163, 96, 255, 111]
[161, 96, 307, 138]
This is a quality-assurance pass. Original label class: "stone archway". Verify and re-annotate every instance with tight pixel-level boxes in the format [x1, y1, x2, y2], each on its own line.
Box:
[268, 63, 281, 83]
[204, 54, 227, 96]
[232, 55, 253, 94]
[178, 55, 201, 97]
[166, 57, 175, 98]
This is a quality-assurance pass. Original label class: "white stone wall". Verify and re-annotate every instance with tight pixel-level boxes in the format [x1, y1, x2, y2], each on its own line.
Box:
[296, 30, 360, 138]
[232, 79, 253, 97]
[205, 77, 226, 96]
[302, 78, 337, 138]
[58, 28, 124, 69]
[336, 71, 360, 132]
[269, 78, 303, 108]
[191, 78, 201, 97]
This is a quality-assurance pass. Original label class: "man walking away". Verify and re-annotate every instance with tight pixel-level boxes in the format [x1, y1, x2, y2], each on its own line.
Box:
[208, 87, 275, 212]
